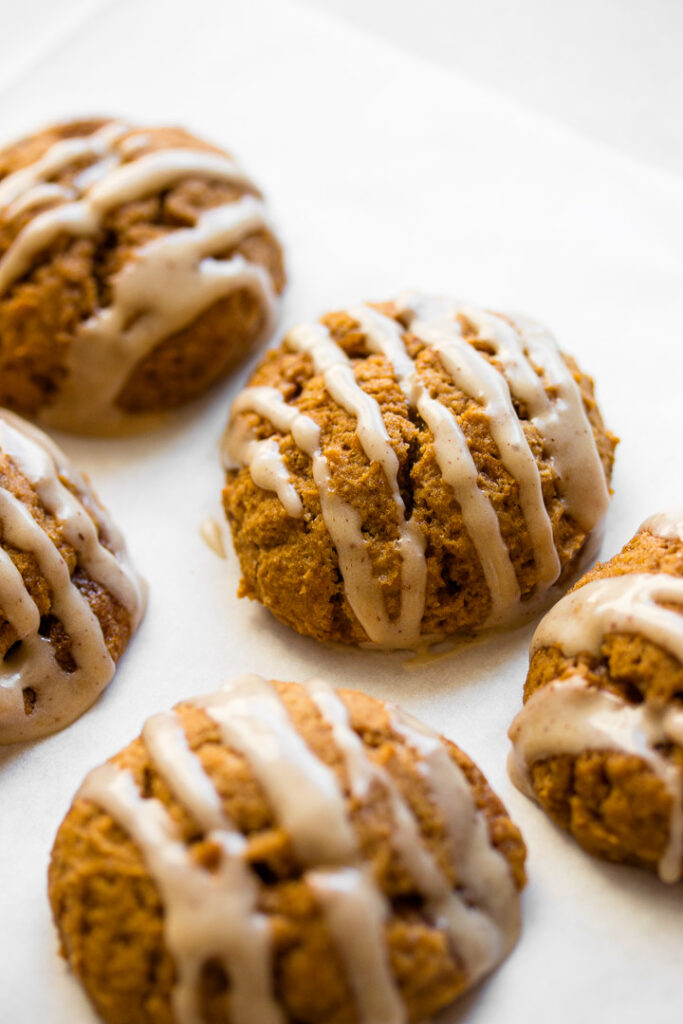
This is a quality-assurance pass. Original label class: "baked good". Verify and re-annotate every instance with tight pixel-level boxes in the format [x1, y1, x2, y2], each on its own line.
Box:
[49, 675, 526, 1024]
[222, 295, 617, 648]
[0, 409, 146, 743]
[0, 118, 285, 434]
[508, 510, 683, 882]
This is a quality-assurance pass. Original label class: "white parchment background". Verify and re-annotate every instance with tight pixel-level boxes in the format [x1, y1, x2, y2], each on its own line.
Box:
[0, 1, 682, 1021]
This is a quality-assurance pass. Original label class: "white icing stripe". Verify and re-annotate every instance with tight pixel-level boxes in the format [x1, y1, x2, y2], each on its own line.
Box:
[0, 146, 250, 294]
[307, 868, 406, 1024]
[193, 675, 358, 865]
[0, 122, 280, 432]
[224, 385, 311, 517]
[349, 305, 521, 623]
[639, 509, 683, 544]
[304, 677, 378, 797]
[141, 711, 283, 1024]
[0, 412, 145, 743]
[80, 146, 250, 210]
[5, 182, 75, 219]
[79, 764, 283, 1024]
[142, 712, 227, 833]
[41, 196, 276, 433]
[309, 463, 401, 645]
[286, 322, 427, 645]
[300, 680, 406, 1023]
[0, 121, 129, 207]
[391, 707, 520, 959]
[306, 678, 518, 984]
[508, 676, 683, 883]
[226, 297, 607, 645]
[403, 296, 560, 589]
[531, 573, 683, 664]
[0, 545, 41, 637]
[0, 485, 116, 736]
[504, 312, 609, 531]
[239, 436, 303, 517]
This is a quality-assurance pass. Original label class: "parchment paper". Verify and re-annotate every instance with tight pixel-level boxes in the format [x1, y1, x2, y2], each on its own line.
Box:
[1, 1, 682, 1021]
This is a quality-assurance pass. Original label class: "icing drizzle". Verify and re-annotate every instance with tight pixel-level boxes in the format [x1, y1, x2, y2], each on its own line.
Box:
[0, 410, 146, 743]
[0, 121, 280, 432]
[640, 509, 683, 544]
[77, 675, 520, 1023]
[509, 510, 683, 882]
[224, 296, 609, 647]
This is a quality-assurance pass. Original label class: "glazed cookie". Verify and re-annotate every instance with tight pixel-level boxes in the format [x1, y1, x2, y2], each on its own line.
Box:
[0, 410, 146, 743]
[50, 675, 526, 1024]
[222, 295, 616, 648]
[508, 511, 683, 882]
[0, 118, 285, 434]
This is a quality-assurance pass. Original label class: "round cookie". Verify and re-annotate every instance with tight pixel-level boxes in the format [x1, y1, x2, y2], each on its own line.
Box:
[0, 118, 285, 434]
[49, 675, 526, 1024]
[0, 410, 146, 743]
[222, 295, 617, 648]
[508, 510, 683, 882]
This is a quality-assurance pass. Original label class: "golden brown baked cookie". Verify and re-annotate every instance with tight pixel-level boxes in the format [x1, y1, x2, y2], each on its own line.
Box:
[49, 675, 526, 1024]
[0, 118, 285, 434]
[222, 296, 617, 648]
[508, 510, 683, 882]
[0, 409, 145, 743]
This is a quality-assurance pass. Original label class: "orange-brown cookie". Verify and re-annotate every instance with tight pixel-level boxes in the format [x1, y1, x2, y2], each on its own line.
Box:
[0, 410, 145, 743]
[508, 510, 683, 882]
[0, 118, 285, 434]
[49, 675, 526, 1024]
[222, 296, 617, 648]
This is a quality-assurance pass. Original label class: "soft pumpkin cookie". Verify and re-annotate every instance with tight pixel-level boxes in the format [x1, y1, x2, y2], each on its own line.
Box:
[222, 295, 616, 648]
[50, 675, 526, 1024]
[509, 510, 683, 882]
[0, 118, 285, 433]
[0, 409, 145, 743]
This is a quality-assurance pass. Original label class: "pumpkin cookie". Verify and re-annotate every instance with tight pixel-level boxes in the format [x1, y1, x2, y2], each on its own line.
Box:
[50, 675, 526, 1024]
[509, 510, 683, 882]
[223, 296, 616, 648]
[0, 410, 145, 743]
[0, 118, 285, 433]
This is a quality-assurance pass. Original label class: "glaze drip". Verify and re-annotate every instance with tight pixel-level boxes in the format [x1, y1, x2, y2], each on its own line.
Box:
[402, 295, 561, 589]
[78, 675, 519, 1023]
[639, 509, 683, 544]
[79, 762, 282, 1024]
[0, 121, 280, 432]
[285, 321, 427, 645]
[225, 297, 608, 646]
[0, 410, 146, 743]
[306, 678, 520, 981]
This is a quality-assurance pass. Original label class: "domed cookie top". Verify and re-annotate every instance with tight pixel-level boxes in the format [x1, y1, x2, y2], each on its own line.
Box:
[223, 295, 616, 648]
[0, 410, 146, 743]
[0, 118, 285, 434]
[508, 510, 683, 883]
[50, 675, 526, 1024]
